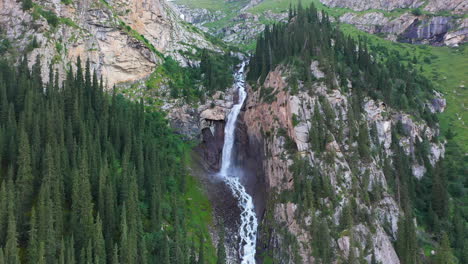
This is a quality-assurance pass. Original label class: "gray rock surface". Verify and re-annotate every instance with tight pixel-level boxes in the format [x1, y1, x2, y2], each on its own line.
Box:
[242, 62, 444, 263]
[0, 0, 218, 87]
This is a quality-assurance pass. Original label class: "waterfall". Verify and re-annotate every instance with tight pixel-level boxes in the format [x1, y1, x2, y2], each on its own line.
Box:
[219, 62, 258, 264]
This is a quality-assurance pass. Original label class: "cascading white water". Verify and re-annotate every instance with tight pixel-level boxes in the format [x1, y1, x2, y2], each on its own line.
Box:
[219, 62, 258, 264]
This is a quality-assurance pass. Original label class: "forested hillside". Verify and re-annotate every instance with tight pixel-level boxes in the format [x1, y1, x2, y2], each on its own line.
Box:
[0, 56, 219, 263]
[0, 0, 465, 263]
[244, 3, 466, 263]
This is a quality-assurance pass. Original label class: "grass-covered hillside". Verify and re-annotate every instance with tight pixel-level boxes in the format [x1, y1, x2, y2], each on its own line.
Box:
[338, 24, 467, 152]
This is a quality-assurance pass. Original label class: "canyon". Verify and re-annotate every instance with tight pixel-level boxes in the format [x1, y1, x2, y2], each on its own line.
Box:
[173, 0, 467, 47]
[0, 0, 464, 263]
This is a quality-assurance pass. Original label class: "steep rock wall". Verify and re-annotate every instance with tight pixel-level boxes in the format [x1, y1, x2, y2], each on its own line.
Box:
[172, 0, 466, 46]
[243, 64, 444, 263]
[320, 0, 467, 14]
[0, 0, 217, 87]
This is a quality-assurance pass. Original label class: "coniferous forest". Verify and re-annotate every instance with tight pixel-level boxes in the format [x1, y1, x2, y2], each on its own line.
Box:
[248, 4, 437, 123]
[0, 1, 466, 263]
[0, 56, 214, 263]
[249, 3, 467, 263]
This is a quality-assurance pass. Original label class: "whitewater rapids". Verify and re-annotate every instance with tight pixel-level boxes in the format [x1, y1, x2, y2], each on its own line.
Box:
[218, 62, 258, 264]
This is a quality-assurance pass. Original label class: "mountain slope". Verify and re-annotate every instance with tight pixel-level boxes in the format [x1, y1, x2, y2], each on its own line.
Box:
[0, 0, 218, 86]
[173, 0, 467, 47]
[238, 4, 464, 263]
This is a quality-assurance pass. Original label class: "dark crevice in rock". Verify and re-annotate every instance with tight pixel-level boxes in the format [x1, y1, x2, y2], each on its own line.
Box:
[196, 120, 225, 172]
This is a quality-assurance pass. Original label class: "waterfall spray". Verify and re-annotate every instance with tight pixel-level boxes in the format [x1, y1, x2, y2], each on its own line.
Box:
[219, 62, 258, 264]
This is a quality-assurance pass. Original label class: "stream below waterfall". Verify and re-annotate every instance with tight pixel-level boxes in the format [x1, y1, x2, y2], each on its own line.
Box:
[218, 62, 258, 264]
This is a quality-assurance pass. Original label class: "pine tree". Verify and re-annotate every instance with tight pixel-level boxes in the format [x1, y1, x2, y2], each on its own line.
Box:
[71, 150, 95, 253]
[0, 248, 4, 264]
[452, 207, 465, 260]
[0, 181, 7, 246]
[16, 127, 34, 231]
[431, 161, 448, 219]
[112, 244, 119, 264]
[37, 242, 46, 264]
[22, 0, 33, 10]
[313, 220, 332, 263]
[358, 121, 371, 161]
[198, 235, 205, 264]
[340, 202, 353, 231]
[5, 197, 20, 264]
[434, 233, 456, 264]
[28, 207, 39, 264]
[163, 236, 171, 264]
[94, 215, 106, 264]
[396, 210, 417, 264]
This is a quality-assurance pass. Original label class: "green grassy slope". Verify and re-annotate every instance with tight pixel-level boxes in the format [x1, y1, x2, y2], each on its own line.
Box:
[173, 0, 467, 162]
[340, 24, 468, 152]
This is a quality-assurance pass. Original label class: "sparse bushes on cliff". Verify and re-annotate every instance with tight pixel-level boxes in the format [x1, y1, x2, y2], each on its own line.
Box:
[22, 0, 33, 10]
[411, 8, 423, 16]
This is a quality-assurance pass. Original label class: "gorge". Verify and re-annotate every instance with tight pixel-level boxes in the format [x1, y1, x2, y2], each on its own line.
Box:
[0, 0, 466, 264]
[218, 62, 258, 264]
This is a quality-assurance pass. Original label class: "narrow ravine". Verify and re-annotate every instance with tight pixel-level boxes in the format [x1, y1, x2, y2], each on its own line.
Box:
[218, 62, 258, 264]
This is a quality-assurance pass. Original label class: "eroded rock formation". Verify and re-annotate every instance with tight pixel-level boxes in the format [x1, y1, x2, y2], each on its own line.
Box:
[0, 0, 217, 86]
[241, 63, 444, 263]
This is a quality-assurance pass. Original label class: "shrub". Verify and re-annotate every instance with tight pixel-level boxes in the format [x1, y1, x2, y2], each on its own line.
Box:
[412, 8, 422, 16]
[22, 0, 33, 10]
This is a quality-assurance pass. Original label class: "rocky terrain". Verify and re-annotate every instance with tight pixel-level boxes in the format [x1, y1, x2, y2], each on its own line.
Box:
[161, 58, 448, 263]
[240, 63, 445, 263]
[172, 0, 467, 46]
[0, 0, 218, 86]
[0, 1, 462, 263]
[339, 12, 467, 45]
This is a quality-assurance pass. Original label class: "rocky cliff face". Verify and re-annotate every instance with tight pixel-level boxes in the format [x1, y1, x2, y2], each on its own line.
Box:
[321, 0, 467, 14]
[0, 0, 217, 86]
[173, 0, 467, 46]
[339, 12, 467, 45]
[241, 63, 445, 263]
[323, 0, 467, 46]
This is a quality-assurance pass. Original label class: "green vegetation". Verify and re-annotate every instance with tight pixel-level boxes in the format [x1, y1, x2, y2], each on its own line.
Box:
[248, 0, 462, 18]
[21, 0, 33, 10]
[249, 3, 467, 263]
[0, 56, 217, 263]
[118, 21, 164, 59]
[121, 49, 237, 105]
[0, 35, 11, 55]
[174, 0, 249, 33]
[249, 5, 436, 122]
[338, 24, 468, 152]
[174, 0, 248, 11]
[249, 0, 316, 14]
[412, 8, 423, 16]
[200, 49, 237, 96]
[28, 5, 59, 27]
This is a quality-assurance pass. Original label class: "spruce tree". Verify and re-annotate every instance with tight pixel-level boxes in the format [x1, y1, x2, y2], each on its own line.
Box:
[0, 248, 4, 264]
[198, 235, 205, 264]
[27, 207, 39, 264]
[94, 215, 106, 264]
[5, 199, 20, 264]
[16, 127, 34, 231]
[22, 0, 33, 10]
[434, 233, 456, 264]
